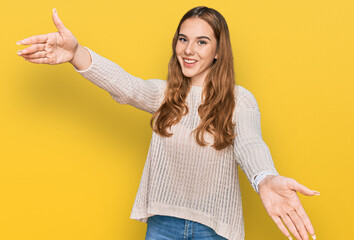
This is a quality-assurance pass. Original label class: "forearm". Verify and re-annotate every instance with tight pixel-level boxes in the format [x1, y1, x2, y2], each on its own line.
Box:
[69, 43, 92, 71]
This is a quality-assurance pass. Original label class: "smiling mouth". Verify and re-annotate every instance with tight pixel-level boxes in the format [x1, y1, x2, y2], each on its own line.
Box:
[183, 58, 198, 63]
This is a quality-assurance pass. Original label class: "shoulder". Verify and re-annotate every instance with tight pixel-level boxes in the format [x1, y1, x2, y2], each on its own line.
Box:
[145, 79, 167, 105]
[234, 84, 259, 109]
[232, 85, 261, 123]
[145, 79, 168, 94]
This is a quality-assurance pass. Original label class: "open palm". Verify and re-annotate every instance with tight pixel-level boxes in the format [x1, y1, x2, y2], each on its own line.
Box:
[258, 175, 319, 240]
[17, 8, 78, 65]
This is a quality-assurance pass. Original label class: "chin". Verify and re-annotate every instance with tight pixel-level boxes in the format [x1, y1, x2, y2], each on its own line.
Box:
[181, 68, 198, 77]
[181, 71, 193, 77]
[182, 72, 196, 79]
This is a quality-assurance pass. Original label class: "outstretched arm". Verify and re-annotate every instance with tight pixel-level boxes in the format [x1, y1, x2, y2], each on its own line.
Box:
[233, 86, 319, 240]
[16, 8, 166, 114]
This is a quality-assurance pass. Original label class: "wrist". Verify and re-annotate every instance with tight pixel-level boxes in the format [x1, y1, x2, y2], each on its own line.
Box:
[69, 43, 79, 63]
[69, 44, 91, 71]
[258, 175, 276, 191]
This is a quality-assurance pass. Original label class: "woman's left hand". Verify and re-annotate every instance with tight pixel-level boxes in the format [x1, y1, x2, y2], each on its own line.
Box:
[258, 175, 319, 240]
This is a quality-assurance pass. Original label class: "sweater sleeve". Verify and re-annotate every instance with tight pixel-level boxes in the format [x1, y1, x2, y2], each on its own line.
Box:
[73, 47, 166, 114]
[233, 87, 279, 193]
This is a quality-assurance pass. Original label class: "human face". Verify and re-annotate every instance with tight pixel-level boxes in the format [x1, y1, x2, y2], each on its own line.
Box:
[176, 17, 218, 86]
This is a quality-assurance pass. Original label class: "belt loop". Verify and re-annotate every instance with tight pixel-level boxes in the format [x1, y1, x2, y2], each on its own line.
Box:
[192, 221, 194, 240]
[183, 219, 189, 239]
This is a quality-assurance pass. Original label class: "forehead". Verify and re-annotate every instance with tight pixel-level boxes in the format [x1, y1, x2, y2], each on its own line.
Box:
[179, 17, 215, 39]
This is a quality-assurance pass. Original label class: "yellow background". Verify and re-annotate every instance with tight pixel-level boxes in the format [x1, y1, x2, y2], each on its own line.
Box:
[2, 0, 353, 239]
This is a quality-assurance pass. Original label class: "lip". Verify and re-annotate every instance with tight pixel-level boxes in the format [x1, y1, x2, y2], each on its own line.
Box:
[182, 57, 198, 68]
[183, 57, 198, 61]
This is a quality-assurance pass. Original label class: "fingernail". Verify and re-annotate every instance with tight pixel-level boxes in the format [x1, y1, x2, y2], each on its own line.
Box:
[313, 190, 320, 196]
[53, 8, 57, 14]
[16, 41, 22, 45]
[311, 234, 317, 239]
[288, 236, 292, 240]
[17, 50, 22, 55]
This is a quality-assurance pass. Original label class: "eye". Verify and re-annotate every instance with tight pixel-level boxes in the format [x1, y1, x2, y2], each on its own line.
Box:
[178, 37, 187, 42]
[198, 40, 207, 45]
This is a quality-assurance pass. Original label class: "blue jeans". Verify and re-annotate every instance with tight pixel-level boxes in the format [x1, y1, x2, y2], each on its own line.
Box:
[145, 214, 228, 240]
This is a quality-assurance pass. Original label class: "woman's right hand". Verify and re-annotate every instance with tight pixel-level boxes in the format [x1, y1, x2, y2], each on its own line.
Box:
[17, 8, 79, 65]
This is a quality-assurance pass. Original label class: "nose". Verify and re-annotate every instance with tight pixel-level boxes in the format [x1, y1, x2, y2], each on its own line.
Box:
[184, 42, 195, 55]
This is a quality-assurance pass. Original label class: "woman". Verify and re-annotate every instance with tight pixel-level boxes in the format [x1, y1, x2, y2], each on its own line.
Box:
[16, 6, 319, 240]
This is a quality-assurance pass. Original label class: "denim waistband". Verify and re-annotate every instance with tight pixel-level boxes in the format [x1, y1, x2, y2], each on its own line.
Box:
[145, 214, 227, 240]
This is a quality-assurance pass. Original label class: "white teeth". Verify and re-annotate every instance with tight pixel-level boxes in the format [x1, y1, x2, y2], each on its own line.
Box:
[184, 59, 197, 63]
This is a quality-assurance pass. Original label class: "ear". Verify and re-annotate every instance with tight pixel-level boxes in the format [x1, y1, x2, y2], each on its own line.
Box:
[214, 52, 218, 59]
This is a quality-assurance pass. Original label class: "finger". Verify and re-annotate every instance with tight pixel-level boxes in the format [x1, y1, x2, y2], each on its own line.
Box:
[17, 34, 49, 46]
[24, 57, 51, 64]
[270, 215, 293, 240]
[296, 205, 316, 239]
[52, 8, 68, 34]
[21, 51, 47, 59]
[291, 179, 319, 196]
[288, 210, 308, 240]
[280, 213, 302, 240]
[17, 43, 46, 56]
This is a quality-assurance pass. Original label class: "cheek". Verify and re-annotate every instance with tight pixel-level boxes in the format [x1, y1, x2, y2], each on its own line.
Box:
[175, 44, 183, 55]
[207, 48, 217, 60]
[198, 47, 214, 60]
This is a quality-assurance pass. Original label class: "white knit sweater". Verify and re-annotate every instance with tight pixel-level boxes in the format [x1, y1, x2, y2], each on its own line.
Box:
[74, 47, 279, 240]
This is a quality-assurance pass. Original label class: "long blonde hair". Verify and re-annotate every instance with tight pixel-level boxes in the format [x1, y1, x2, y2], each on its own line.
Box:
[150, 6, 237, 151]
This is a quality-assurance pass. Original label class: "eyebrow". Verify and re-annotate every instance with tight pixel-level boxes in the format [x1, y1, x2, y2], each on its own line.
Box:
[178, 33, 211, 41]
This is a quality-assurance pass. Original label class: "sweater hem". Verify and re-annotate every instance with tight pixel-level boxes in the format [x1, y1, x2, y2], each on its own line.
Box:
[130, 202, 245, 240]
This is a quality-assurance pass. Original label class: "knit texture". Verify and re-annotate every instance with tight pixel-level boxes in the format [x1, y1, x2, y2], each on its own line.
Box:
[74, 47, 280, 240]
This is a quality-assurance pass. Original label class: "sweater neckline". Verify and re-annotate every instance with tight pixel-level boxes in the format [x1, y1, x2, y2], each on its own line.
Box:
[190, 85, 203, 91]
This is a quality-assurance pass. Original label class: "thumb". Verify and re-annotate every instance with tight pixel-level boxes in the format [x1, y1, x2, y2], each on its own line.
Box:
[52, 8, 68, 34]
[292, 180, 320, 196]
